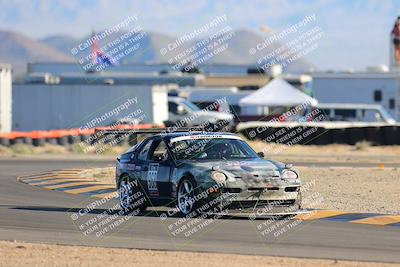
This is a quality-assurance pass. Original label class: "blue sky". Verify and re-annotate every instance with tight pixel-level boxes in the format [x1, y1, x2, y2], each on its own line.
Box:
[1, 0, 400, 70]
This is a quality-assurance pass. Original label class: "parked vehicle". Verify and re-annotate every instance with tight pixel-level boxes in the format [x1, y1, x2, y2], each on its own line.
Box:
[307, 103, 396, 124]
[187, 87, 253, 115]
[167, 97, 234, 131]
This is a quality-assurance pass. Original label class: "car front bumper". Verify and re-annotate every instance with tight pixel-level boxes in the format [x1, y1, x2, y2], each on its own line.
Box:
[196, 182, 301, 213]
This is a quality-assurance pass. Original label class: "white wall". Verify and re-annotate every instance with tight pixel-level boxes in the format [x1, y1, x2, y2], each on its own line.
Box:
[0, 65, 12, 133]
[12, 84, 167, 131]
[152, 85, 169, 125]
[312, 75, 399, 120]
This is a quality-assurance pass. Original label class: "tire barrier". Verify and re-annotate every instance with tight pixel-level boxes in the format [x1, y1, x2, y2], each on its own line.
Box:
[23, 137, 33, 145]
[68, 135, 81, 145]
[0, 124, 158, 147]
[32, 138, 45, 147]
[0, 138, 10, 146]
[237, 122, 400, 145]
[2, 123, 400, 146]
[382, 126, 400, 145]
[364, 127, 382, 145]
[46, 138, 58, 145]
[10, 137, 25, 145]
[348, 127, 365, 145]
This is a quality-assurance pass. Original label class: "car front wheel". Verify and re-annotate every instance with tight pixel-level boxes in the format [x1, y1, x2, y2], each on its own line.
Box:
[177, 178, 197, 215]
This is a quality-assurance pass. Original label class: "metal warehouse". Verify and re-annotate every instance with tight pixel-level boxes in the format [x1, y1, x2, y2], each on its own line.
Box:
[13, 83, 168, 131]
[312, 71, 400, 121]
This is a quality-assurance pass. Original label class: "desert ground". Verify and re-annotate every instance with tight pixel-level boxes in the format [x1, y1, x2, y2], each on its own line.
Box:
[0, 241, 398, 267]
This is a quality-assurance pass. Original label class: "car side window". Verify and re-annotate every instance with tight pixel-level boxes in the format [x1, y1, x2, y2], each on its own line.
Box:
[149, 140, 168, 162]
[168, 101, 178, 114]
[120, 153, 133, 163]
[137, 140, 153, 161]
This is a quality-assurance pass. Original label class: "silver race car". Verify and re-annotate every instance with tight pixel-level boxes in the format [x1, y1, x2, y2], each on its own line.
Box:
[116, 131, 302, 216]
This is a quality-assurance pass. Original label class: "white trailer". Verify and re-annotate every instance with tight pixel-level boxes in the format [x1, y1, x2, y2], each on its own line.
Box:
[12, 84, 168, 131]
[312, 71, 400, 121]
[0, 64, 12, 133]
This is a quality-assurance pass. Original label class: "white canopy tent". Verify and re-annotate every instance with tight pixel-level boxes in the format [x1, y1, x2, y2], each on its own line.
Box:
[239, 78, 318, 107]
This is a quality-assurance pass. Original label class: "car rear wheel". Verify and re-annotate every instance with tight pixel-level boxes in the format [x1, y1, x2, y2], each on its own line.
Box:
[177, 178, 197, 215]
[118, 175, 147, 214]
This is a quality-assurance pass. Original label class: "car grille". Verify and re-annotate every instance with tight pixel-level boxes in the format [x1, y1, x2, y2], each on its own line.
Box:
[228, 199, 296, 209]
[221, 188, 242, 193]
[248, 187, 279, 191]
[284, 187, 300, 192]
[234, 175, 279, 179]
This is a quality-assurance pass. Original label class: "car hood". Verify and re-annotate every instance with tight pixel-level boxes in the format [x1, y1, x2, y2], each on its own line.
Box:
[180, 158, 283, 178]
[193, 110, 233, 121]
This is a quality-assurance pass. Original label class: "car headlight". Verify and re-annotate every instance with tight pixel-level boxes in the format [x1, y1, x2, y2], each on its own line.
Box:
[212, 171, 227, 184]
[281, 169, 298, 179]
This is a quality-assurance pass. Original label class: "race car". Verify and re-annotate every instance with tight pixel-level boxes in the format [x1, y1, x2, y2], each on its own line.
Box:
[115, 131, 302, 216]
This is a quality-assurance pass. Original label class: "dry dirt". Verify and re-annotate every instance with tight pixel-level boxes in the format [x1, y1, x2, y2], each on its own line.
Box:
[250, 142, 400, 165]
[0, 241, 397, 267]
[298, 167, 400, 214]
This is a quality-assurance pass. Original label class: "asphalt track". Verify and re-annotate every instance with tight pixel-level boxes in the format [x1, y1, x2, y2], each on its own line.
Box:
[0, 158, 399, 263]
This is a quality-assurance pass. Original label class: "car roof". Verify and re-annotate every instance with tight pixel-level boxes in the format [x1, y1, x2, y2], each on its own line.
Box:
[317, 103, 383, 110]
[168, 96, 185, 102]
[152, 131, 239, 141]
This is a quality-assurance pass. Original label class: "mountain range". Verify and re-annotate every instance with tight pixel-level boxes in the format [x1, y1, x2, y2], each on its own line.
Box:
[0, 29, 315, 76]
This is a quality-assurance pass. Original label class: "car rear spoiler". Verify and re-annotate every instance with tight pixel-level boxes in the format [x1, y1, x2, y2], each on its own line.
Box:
[94, 126, 206, 146]
[94, 126, 205, 135]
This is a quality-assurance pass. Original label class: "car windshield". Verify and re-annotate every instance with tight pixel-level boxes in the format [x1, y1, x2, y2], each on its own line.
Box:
[170, 137, 258, 160]
[378, 107, 396, 123]
[180, 99, 201, 112]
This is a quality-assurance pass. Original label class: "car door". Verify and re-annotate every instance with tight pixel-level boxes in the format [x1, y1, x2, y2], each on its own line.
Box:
[136, 139, 154, 195]
[145, 138, 172, 199]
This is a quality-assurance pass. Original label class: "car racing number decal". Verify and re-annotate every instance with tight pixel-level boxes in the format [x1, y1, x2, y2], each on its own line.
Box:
[147, 163, 159, 196]
[119, 163, 136, 170]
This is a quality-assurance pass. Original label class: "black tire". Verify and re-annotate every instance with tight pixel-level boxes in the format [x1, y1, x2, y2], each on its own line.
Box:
[177, 177, 198, 216]
[32, 138, 45, 147]
[0, 138, 10, 146]
[118, 174, 148, 215]
[57, 136, 68, 146]
[10, 138, 24, 145]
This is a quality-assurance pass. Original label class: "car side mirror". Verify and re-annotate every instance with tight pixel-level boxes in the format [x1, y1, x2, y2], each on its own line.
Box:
[117, 157, 120, 162]
[177, 105, 187, 115]
[257, 152, 264, 158]
[153, 155, 164, 162]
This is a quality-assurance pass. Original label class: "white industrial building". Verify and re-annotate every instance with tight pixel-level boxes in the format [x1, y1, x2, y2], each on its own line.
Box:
[13, 84, 168, 131]
[312, 70, 400, 121]
[0, 64, 12, 133]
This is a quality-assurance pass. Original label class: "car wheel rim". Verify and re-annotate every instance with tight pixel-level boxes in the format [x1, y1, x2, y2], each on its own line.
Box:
[178, 180, 194, 215]
[119, 180, 132, 210]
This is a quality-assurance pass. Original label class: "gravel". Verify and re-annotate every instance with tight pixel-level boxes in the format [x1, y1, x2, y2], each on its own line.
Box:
[0, 241, 395, 267]
[299, 167, 400, 214]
